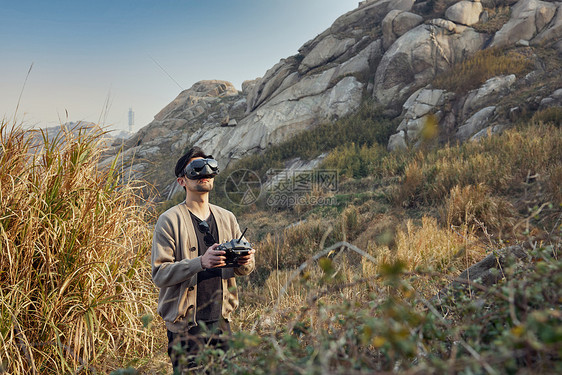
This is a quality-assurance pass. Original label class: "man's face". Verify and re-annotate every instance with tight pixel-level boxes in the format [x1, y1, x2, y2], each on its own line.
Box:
[178, 157, 214, 193]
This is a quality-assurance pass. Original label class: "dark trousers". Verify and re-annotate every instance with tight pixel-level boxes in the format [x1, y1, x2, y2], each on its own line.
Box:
[167, 319, 231, 374]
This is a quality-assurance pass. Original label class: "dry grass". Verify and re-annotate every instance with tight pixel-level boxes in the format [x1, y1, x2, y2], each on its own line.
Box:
[472, 6, 511, 34]
[2, 116, 555, 372]
[325, 123, 562, 208]
[362, 216, 484, 296]
[240, 243, 385, 326]
[531, 106, 562, 126]
[392, 160, 424, 207]
[195, 117, 561, 373]
[256, 217, 328, 271]
[237, 207, 388, 334]
[433, 47, 533, 94]
[240, 206, 486, 332]
[234, 123, 562, 344]
[232, 219, 486, 372]
[394, 216, 481, 274]
[263, 269, 310, 302]
[253, 205, 367, 279]
[0, 122, 157, 374]
[544, 164, 562, 205]
[442, 184, 517, 236]
[231, 122, 562, 369]
[394, 124, 562, 210]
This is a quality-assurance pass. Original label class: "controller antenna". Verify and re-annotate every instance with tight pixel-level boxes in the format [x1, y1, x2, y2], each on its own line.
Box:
[238, 228, 248, 241]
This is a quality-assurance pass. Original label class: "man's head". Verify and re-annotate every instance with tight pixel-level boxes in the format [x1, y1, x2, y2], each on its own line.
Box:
[176, 147, 218, 193]
[175, 146, 209, 178]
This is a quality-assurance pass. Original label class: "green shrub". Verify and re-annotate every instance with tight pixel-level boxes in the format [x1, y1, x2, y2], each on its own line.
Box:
[321, 142, 387, 179]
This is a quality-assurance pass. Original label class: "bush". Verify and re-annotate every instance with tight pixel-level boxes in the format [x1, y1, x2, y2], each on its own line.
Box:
[362, 215, 485, 296]
[321, 142, 387, 179]
[393, 216, 483, 274]
[0, 122, 157, 374]
[437, 245, 562, 373]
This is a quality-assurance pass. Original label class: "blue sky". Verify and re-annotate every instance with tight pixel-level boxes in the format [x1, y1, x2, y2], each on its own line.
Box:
[1, 0, 359, 132]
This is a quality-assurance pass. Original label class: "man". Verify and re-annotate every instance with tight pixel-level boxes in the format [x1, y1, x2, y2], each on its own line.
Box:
[151, 146, 255, 373]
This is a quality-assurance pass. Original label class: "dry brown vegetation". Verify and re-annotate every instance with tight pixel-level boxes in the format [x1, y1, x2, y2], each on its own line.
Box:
[432, 47, 533, 94]
[0, 122, 158, 373]
[376, 123, 562, 210]
[2, 42, 562, 372]
[218, 115, 562, 373]
[3, 114, 559, 374]
[472, 5, 511, 34]
[2, 113, 560, 373]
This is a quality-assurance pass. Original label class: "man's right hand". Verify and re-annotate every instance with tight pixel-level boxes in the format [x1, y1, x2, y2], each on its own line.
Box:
[200, 244, 226, 269]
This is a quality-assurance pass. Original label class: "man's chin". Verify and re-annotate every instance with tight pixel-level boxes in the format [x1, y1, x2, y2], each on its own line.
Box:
[195, 179, 213, 191]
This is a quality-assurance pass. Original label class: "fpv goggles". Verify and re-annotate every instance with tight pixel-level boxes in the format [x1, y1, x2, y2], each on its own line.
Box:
[181, 158, 219, 180]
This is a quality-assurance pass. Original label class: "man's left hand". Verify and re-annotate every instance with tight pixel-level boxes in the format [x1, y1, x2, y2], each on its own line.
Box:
[237, 249, 255, 266]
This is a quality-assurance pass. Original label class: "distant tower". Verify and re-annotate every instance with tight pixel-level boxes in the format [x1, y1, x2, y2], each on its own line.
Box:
[128, 108, 135, 133]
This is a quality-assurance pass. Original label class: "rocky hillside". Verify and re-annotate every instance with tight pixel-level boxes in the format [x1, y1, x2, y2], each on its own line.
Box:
[105, 0, 562, 201]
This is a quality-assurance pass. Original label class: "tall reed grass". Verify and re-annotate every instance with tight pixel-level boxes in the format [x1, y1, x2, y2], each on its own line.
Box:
[0, 122, 157, 374]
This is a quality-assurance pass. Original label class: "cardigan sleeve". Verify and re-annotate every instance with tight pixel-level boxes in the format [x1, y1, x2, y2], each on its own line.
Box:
[151, 213, 204, 288]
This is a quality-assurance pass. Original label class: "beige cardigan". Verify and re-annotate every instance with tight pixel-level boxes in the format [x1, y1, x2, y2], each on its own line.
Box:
[151, 202, 255, 333]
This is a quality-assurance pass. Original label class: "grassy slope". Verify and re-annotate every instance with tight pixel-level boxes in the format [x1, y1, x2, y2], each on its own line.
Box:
[153, 45, 562, 374]
[128, 41, 562, 372]
[175, 113, 561, 374]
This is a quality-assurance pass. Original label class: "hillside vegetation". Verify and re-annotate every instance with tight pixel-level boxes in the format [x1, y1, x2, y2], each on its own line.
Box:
[1, 110, 561, 374]
[152, 101, 561, 373]
[2, 47, 562, 375]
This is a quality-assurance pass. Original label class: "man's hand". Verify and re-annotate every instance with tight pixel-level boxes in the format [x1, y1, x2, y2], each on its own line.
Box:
[237, 249, 255, 266]
[201, 244, 226, 269]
